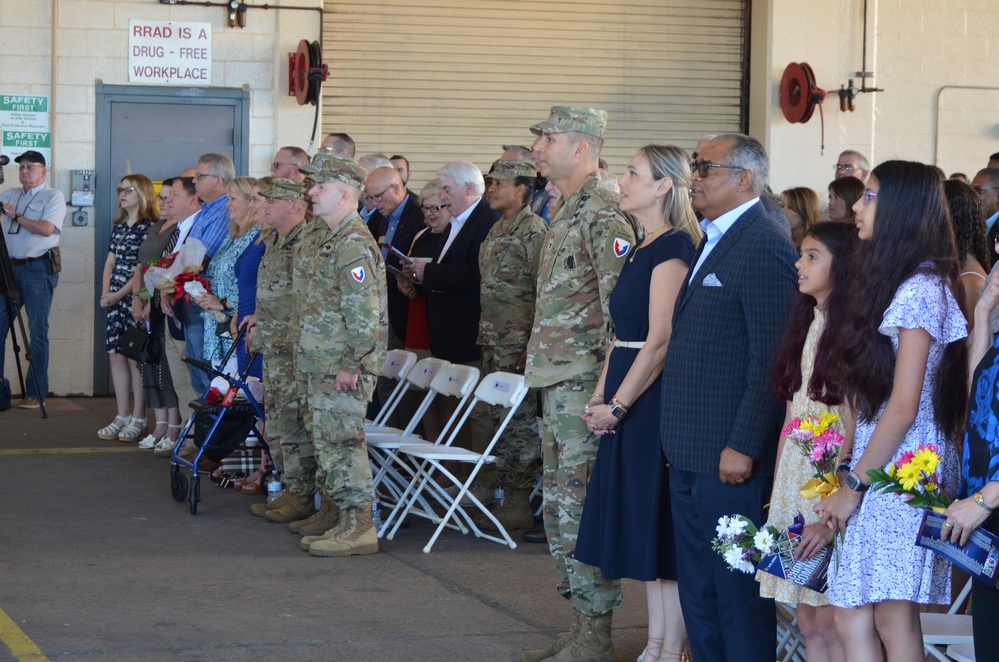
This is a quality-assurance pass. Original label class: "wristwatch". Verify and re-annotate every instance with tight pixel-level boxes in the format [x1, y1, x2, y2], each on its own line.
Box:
[845, 471, 869, 492]
[609, 396, 629, 420]
[974, 491, 995, 512]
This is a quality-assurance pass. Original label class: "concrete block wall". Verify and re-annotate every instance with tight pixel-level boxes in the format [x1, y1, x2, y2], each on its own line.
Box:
[0, 0, 321, 396]
[761, 0, 999, 194]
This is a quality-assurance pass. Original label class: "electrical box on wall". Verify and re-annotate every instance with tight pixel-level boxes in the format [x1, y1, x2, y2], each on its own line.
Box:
[71, 170, 95, 206]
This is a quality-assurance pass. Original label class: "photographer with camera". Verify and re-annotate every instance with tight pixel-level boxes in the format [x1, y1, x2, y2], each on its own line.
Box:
[0, 150, 66, 409]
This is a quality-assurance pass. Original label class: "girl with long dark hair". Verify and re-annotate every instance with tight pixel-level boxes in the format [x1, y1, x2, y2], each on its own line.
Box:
[760, 222, 858, 662]
[815, 161, 968, 661]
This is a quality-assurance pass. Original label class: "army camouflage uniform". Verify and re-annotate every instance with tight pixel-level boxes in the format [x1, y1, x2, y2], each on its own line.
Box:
[253, 219, 314, 496]
[477, 203, 547, 490]
[525, 170, 635, 616]
[294, 210, 387, 509]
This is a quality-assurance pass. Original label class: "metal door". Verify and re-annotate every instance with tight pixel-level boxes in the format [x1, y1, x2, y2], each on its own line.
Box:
[93, 84, 249, 395]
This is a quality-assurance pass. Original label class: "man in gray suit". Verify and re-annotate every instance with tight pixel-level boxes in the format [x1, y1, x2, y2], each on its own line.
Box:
[660, 134, 797, 662]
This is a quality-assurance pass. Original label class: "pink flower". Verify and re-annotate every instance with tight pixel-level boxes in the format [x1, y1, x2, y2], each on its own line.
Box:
[897, 450, 915, 467]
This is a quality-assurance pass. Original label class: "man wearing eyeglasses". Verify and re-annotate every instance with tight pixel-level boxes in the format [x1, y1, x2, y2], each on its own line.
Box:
[362, 166, 424, 424]
[269, 146, 309, 182]
[971, 168, 999, 233]
[318, 132, 356, 158]
[834, 149, 870, 182]
[181, 152, 234, 395]
[0, 150, 66, 409]
[661, 134, 797, 662]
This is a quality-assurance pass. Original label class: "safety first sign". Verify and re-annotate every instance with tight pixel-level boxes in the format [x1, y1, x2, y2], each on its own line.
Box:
[129, 19, 212, 86]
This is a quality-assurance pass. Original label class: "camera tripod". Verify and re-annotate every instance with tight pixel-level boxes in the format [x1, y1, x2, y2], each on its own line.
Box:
[0, 219, 47, 419]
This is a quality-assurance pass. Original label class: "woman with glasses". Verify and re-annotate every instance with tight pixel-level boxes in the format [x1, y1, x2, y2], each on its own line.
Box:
[194, 177, 264, 377]
[97, 175, 155, 442]
[576, 145, 701, 662]
[129, 178, 183, 452]
[395, 179, 450, 442]
[826, 177, 864, 224]
[814, 161, 967, 661]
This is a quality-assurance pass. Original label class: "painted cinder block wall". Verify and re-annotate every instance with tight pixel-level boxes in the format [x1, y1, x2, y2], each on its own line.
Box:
[760, 0, 999, 195]
[0, 0, 320, 396]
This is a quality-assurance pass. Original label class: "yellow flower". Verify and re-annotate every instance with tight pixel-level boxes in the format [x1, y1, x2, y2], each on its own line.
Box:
[911, 447, 939, 475]
[925, 482, 938, 493]
[888, 464, 897, 478]
[896, 463, 921, 491]
[818, 412, 840, 431]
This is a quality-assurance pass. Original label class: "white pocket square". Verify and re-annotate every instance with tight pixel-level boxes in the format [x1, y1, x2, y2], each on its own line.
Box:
[702, 273, 723, 287]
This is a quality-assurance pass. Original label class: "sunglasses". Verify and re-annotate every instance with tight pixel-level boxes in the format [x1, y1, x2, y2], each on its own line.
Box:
[690, 160, 745, 178]
[117, 187, 136, 194]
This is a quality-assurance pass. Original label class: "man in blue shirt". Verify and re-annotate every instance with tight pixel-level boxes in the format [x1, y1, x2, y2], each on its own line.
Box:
[183, 153, 233, 394]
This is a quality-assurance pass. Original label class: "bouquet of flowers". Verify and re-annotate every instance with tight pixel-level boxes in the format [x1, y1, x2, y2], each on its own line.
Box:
[866, 443, 950, 514]
[142, 238, 207, 298]
[711, 514, 781, 573]
[782, 412, 845, 500]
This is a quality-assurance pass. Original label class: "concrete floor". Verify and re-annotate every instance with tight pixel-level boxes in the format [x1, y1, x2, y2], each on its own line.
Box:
[0, 397, 649, 661]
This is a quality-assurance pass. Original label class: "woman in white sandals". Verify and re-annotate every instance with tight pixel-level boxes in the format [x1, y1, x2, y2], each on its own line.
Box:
[97, 175, 155, 442]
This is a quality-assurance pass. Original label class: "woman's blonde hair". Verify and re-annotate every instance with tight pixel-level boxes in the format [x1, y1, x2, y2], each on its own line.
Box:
[227, 177, 257, 238]
[113, 174, 157, 225]
[639, 145, 702, 244]
[252, 176, 275, 244]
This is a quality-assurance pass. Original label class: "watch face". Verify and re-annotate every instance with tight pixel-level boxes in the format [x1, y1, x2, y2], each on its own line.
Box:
[846, 472, 861, 491]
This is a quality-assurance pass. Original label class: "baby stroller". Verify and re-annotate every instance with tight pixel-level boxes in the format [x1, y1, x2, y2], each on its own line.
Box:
[169, 325, 271, 515]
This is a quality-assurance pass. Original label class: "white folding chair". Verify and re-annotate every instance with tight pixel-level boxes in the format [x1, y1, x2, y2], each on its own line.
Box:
[366, 356, 448, 438]
[775, 602, 806, 662]
[388, 371, 529, 553]
[365, 349, 417, 429]
[368, 362, 477, 514]
[946, 642, 976, 662]
[922, 577, 974, 662]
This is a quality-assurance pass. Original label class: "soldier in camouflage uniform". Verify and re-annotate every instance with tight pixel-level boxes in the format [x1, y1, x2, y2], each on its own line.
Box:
[520, 107, 637, 662]
[293, 155, 388, 558]
[473, 159, 547, 532]
[246, 178, 316, 522]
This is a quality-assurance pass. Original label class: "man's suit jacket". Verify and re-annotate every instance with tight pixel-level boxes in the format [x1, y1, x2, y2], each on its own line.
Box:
[367, 196, 426, 341]
[422, 198, 499, 363]
[660, 200, 798, 475]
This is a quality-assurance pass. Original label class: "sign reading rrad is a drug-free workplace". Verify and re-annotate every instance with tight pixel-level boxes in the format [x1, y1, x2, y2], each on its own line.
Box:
[129, 19, 212, 86]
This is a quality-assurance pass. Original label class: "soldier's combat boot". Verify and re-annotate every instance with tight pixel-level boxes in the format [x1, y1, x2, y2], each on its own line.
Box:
[307, 503, 379, 557]
[519, 610, 581, 662]
[474, 487, 535, 532]
[250, 491, 291, 517]
[264, 493, 315, 523]
[289, 495, 340, 535]
[546, 612, 613, 662]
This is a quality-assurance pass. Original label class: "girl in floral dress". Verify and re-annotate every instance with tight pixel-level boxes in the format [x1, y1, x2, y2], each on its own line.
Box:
[815, 161, 968, 661]
[759, 222, 859, 662]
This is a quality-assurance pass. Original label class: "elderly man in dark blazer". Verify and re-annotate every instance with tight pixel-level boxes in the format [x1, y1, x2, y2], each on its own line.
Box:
[660, 134, 798, 662]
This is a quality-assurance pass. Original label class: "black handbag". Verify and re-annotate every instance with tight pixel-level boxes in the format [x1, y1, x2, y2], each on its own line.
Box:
[120, 325, 161, 364]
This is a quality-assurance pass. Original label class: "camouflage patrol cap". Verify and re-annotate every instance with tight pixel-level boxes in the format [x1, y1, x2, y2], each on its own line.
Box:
[260, 178, 306, 200]
[530, 106, 608, 139]
[487, 159, 538, 181]
[300, 154, 367, 191]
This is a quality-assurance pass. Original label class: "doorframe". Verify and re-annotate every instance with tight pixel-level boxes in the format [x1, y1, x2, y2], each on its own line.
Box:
[92, 83, 249, 396]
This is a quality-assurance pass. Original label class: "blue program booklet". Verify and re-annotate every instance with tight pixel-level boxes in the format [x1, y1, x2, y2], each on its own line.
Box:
[757, 516, 832, 593]
[916, 510, 999, 587]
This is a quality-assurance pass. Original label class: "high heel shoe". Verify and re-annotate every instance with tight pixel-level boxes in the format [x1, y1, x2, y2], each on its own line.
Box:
[118, 416, 148, 443]
[138, 420, 170, 449]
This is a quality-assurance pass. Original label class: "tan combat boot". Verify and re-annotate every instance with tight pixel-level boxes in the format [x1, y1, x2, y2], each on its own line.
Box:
[519, 610, 581, 662]
[474, 487, 535, 532]
[546, 612, 613, 662]
[307, 503, 379, 557]
[250, 491, 292, 517]
[264, 493, 315, 523]
[289, 495, 340, 535]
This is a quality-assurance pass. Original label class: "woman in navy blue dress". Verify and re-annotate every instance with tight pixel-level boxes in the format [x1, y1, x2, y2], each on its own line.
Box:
[577, 145, 701, 662]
